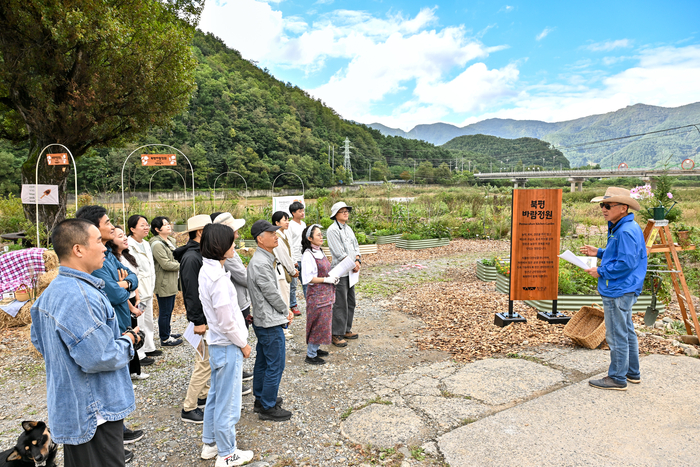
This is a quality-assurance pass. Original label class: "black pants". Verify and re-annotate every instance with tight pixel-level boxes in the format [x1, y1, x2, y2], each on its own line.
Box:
[128, 298, 141, 375]
[332, 276, 355, 336]
[64, 420, 124, 467]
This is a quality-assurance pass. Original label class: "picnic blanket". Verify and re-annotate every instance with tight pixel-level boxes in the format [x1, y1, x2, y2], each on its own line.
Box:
[0, 248, 47, 294]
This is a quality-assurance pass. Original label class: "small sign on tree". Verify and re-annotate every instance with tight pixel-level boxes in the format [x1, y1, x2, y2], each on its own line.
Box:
[47, 153, 69, 165]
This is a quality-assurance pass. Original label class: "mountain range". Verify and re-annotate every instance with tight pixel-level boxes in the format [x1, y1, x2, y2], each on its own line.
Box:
[370, 103, 700, 168]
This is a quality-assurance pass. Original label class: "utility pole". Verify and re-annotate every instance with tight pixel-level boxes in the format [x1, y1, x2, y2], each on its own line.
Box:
[343, 137, 353, 183]
[368, 162, 371, 182]
[328, 144, 331, 166]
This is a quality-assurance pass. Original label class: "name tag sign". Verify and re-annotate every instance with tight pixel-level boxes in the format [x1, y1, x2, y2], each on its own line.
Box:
[510, 189, 562, 301]
[47, 153, 69, 165]
[141, 154, 177, 166]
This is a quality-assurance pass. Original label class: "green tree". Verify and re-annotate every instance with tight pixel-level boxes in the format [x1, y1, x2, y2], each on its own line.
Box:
[435, 162, 452, 184]
[415, 161, 434, 184]
[0, 0, 202, 228]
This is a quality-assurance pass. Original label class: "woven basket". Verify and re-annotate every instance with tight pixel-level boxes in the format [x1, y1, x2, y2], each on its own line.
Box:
[563, 303, 606, 349]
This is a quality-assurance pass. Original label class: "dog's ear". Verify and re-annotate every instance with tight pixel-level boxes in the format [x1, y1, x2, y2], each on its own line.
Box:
[6, 448, 22, 461]
[22, 421, 38, 431]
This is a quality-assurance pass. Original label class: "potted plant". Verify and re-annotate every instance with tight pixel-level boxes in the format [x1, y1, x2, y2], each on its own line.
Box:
[673, 222, 694, 247]
[476, 258, 497, 282]
[373, 228, 402, 244]
[395, 221, 450, 250]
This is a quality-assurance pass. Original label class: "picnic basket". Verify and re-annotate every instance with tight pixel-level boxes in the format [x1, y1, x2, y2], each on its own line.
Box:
[563, 303, 606, 349]
[14, 284, 32, 302]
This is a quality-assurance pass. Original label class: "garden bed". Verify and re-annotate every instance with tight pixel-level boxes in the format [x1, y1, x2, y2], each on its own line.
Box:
[475, 261, 497, 282]
[395, 237, 450, 250]
[375, 234, 402, 244]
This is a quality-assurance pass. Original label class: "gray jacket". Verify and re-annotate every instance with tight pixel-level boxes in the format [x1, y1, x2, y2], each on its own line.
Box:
[327, 220, 361, 274]
[246, 247, 288, 328]
[223, 252, 251, 312]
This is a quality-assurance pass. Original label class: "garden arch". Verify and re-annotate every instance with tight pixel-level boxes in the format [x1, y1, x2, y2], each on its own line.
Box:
[34, 144, 78, 247]
[148, 168, 187, 219]
[121, 144, 195, 228]
[213, 171, 248, 210]
[272, 172, 305, 197]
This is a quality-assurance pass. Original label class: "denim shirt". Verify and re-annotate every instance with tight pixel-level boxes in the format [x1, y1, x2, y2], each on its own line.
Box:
[92, 249, 138, 332]
[30, 266, 135, 445]
[596, 213, 648, 298]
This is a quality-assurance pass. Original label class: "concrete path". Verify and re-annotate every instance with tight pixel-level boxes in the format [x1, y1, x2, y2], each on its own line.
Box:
[341, 349, 700, 466]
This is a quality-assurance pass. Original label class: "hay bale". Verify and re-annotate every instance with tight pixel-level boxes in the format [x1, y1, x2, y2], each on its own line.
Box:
[0, 300, 33, 329]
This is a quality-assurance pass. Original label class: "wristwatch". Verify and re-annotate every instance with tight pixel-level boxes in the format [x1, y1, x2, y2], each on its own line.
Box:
[355, 258, 362, 264]
[125, 279, 133, 292]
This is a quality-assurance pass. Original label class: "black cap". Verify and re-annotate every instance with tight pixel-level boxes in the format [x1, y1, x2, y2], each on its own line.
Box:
[251, 220, 280, 239]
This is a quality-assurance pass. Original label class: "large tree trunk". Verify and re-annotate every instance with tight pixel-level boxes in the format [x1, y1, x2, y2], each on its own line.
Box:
[21, 140, 80, 237]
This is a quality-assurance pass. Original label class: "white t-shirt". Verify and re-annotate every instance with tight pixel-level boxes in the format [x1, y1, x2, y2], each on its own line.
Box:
[288, 219, 306, 263]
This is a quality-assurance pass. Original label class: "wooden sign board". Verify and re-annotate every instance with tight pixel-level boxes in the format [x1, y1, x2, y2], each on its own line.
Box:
[510, 189, 562, 301]
[141, 154, 177, 166]
[47, 153, 69, 165]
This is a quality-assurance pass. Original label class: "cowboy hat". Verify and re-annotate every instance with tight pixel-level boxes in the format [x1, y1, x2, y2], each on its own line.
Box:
[185, 214, 212, 233]
[590, 187, 641, 211]
[212, 212, 246, 232]
[330, 201, 353, 219]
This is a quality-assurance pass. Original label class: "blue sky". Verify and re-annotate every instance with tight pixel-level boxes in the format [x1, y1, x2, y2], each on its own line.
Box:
[200, 0, 700, 131]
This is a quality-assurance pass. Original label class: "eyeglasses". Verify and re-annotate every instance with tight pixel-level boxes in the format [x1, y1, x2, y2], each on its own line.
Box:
[337, 209, 349, 214]
[599, 203, 621, 210]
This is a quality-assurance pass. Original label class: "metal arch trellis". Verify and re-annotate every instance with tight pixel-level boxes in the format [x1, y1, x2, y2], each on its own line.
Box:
[35, 144, 78, 248]
[121, 144, 196, 228]
[213, 172, 249, 211]
[271, 172, 305, 198]
[149, 168, 187, 219]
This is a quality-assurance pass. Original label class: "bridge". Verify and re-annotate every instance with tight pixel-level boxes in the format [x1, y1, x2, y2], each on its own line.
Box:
[474, 168, 699, 191]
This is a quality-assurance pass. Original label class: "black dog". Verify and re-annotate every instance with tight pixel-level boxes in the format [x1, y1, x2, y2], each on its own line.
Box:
[1, 421, 57, 467]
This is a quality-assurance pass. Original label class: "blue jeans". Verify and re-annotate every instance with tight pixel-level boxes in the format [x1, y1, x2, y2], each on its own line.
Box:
[289, 261, 307, 307]
[307, 343, 320, 358]
[602, 293, 640, 384]
[252, 325, 286, 410]
[202, 344, 243, 457]
[156, 294, 176, 341]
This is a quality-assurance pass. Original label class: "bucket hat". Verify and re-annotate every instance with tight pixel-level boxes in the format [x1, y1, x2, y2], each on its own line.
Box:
[213, 212, 246, 231]
[185, 214, 212, 233]
[330, 201, 353, 219]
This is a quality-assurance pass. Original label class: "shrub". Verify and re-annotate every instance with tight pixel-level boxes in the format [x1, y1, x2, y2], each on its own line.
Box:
[320, 217, 333, 229]
[0, 194, 25, 234]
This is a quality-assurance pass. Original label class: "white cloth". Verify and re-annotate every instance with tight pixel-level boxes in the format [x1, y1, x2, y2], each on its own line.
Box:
[118, 255, 138, 300]
[127, 236, 156, 299]
[301, 248, 325, 285]
[198, 258, 249, 348]
[136, 296, 156, 356]
[288, 219, 306, 262]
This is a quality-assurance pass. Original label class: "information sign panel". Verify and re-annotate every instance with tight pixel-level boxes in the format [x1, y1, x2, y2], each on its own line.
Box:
[21, 184, 59, 205]
[510, 189, 562, 301]
[272, 196, 304, 216]
[141, 154, 177, 166]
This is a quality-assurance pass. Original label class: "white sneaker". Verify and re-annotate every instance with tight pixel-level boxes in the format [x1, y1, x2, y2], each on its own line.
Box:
[215, 449, 254, 466]
[130, 372, 149, 380]
[201, 443, 217, 460]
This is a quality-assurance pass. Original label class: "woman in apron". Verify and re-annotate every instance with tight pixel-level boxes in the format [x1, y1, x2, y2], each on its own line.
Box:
[300, 224, 339, 364]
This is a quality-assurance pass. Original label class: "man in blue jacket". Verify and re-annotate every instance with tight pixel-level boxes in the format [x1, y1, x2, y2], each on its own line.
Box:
[76, 205, 143, 453]
[580, 187, 648, 391]
[31, 218, 141, 467]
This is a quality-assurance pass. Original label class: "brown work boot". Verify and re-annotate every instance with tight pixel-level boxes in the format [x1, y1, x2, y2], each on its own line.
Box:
[332, 335, 347, 347]
[344, 331, 358, 340]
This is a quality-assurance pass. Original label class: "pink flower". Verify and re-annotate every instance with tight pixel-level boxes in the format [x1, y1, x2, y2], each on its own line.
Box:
[667, 192, 673, 199]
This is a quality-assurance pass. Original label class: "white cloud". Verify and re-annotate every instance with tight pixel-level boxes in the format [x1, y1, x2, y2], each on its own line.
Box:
[466, 45, 700, 123]
[586, 39, 631, 52]
[499, 5, 514, 13]
[536, 27, 554, 41]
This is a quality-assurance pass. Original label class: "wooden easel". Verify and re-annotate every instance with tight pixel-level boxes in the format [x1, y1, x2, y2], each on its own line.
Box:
[643, 219, 699, 336]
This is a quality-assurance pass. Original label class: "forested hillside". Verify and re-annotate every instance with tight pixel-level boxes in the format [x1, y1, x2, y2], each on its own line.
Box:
[0, 31, 467, 194]
[442, 135, 570, 172]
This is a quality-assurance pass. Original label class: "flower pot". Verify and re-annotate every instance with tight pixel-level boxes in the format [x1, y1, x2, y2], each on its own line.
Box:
[677, 231, 690, 247]
[395, 237, 450, 250]
[375, 234, 402, 244]
[476, 261, 497, 282]
[358, 244, 378, 255]
[495, 273, 510, 294]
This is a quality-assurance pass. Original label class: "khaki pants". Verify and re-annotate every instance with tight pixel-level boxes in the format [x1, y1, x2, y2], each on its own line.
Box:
[183, 339, 211, 411]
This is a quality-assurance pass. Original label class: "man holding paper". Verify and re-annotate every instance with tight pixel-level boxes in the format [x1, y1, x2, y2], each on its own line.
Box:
[579, 187, 647, 391]
[327, 202, 362, 348]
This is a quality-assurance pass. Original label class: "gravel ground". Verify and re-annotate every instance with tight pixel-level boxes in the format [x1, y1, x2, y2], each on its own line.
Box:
[0, 238, 695, 466]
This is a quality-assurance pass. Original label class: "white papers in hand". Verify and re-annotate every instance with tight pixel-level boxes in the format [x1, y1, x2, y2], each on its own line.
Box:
[349, 271, 359, 287]
[184, 322, 204, 359]
[329, 256, 356, 278]
[558, 249, 595, 269]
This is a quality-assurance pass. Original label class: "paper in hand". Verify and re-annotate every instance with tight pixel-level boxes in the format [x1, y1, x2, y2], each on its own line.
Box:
[329, 256, 356, 278]
[558, 249, 596, 270]
[184, 322, 204, 359]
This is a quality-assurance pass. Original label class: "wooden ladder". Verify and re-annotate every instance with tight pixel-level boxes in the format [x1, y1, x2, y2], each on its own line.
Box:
[643, 219, 699, 336]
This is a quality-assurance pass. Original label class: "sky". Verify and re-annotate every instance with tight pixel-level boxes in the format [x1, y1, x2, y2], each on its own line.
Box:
[199, 0, 700, 131]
